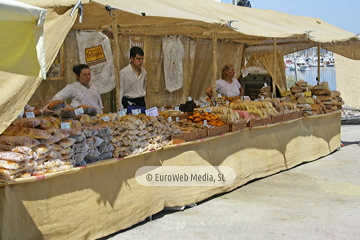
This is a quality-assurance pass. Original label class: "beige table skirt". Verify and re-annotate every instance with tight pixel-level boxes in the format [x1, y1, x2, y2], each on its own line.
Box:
[0, 112, 341, 240]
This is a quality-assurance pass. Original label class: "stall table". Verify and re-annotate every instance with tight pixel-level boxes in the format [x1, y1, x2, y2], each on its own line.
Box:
[0, 112, 341, 239]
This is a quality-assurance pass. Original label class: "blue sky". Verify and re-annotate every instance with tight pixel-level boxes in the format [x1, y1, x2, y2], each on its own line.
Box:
[221, 0, 360, 34]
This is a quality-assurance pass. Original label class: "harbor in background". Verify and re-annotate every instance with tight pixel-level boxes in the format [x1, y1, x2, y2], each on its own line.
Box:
[284, 48, 336, 90]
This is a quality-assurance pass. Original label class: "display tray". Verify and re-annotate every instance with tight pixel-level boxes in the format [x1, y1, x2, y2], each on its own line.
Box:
[261, 117, 272, 125]
[207, 127, 219, 137]
[230, 121, 247, 132]
[271, 114, 283, 124]
[247, 118, 263, 128]
[218, 125, 230, 135]
[282, 113, 294, 121]
[196, 128, 208, 139]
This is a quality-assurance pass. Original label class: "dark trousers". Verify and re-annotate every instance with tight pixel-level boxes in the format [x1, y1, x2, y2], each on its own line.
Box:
[122, 96, 146, 109]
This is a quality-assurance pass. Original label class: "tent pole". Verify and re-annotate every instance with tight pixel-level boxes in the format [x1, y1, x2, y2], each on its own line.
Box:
[317, 42, 321, 85]
[212, 30, 218, 103]
[273, 38, 277, 98]
[111, 22, 121, 111]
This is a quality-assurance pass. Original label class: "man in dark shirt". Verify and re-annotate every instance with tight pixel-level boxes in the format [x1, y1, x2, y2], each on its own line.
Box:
[237, 0, 252, 7]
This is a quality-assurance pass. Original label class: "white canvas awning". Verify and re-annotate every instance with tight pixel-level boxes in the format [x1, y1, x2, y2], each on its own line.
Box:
[0, 0, 47, 77]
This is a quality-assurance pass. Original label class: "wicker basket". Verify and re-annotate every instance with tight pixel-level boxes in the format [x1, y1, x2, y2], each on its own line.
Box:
[183, 131, 198, 142]
[282, 113, 294, 121]
[247, 118, 263, 128]
[196, 128, 208, 139]
[218, 125, 230, 135]
[261, 117, 272, 125]
[230, 121, 247, 132]
[171, 134, 186, 144]
[271, 114, 283, 124]
[293, 111, 303, 119]
[207, 127, 219, 137]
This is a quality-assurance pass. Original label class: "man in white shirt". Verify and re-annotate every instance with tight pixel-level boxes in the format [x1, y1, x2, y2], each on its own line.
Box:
[119, 47, 147, 110]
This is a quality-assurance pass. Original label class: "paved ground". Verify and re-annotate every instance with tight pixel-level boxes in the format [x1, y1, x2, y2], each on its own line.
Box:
[101, 125, 360, 240]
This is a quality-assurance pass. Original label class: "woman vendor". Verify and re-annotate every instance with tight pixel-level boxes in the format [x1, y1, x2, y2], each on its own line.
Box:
[205, 64, 244, 98]
[52, 64, 104, 113]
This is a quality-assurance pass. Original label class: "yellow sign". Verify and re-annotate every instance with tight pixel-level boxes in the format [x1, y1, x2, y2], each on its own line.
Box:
[85, 45, 105, 63]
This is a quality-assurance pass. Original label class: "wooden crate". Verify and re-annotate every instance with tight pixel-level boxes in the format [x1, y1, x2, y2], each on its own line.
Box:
[196, 128, 208, 139]
[230, 121, 247, 132]
[218, 125, 230, 135]
[247, 118, 263, 128]
[261, 117, 272, 125]
[207, 127, 219, 137]
[282, 113, 294, 121]
[293, 111, 303, 119]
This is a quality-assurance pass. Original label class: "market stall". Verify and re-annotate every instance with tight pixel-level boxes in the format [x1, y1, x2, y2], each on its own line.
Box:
[0, 112, 340, 239]
[0, 0, 357, 239]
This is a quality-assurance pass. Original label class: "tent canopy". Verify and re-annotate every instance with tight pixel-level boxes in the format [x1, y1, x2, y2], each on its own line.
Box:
[0, 0, 47, 77]
[1, 0, 359, 135]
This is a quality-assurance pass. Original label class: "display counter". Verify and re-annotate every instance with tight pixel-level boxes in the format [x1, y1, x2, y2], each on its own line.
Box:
[0, 112, 341, 239]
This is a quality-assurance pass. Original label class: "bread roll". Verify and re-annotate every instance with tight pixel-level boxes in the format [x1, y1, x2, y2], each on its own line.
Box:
[0, 135, 40, 148]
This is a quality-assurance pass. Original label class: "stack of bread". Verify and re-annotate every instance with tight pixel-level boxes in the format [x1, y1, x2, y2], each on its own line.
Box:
[0, 118, 73, 177]
[91, 114, 182, 158]
[193, 107, 244, 123]
[282, 81, 344, 116]
[230, 100, 280, 119]
[0, 146, 37, 180]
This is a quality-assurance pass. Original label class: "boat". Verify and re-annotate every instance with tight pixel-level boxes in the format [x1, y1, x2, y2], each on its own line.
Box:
[295, 59, 309, 71]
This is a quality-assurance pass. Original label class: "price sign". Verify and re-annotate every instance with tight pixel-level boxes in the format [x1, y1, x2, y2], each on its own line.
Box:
[61, 122, 71, 129]
[175, 117, 179, 122]
[313, 95, 317, 99]
[226, 100, 229, 105]
[161, 107, 165, 112]
[25, 112, 35, 118]
[145, 107, 159, 117]
[254, 99, 259, 101]
[167, 117, 172, 122]
[217, 93, 222, 98]
[203, 120, 208, 125]
[206, 108, 212, 113]
[132, 109, 140, 115]
[124, 108, 128, 114]
[301, 93, 304, 97]
[261, 96, 265, 100]
[102, 116, 110, 121]
[264, 83, 268, 87]
[200, 103, 205, 108]
[188, 96, 192, 101]
[118, 110, 126, 117]
[74, 107, 84, 115]
[174, 106, 179, 111]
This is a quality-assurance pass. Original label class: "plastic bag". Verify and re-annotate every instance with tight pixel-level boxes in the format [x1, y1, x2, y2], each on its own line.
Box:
[0, 151, 32, 162]
[0, 135, 40, 148]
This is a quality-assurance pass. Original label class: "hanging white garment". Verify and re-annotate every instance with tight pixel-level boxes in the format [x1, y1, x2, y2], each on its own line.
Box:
[162, 36, 184, 93]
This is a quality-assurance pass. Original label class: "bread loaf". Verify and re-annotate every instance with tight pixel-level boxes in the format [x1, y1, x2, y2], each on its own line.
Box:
[0, 135, 40, 148]
[47, 100, 66, 111]
[2, 126, 50, 139]
[11, 118, 46, 128]
[312, 89, 331, 96]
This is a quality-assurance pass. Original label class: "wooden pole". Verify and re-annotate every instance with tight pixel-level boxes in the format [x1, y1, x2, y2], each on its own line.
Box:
[111, 22, 121, 111]
[317, 42, 321, 85]
[273, 38, 277, 98]
[212, 30, 218, 102]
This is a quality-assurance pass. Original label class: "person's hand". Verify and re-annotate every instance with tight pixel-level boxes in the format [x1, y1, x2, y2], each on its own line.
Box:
[40, 104, 55, 116]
